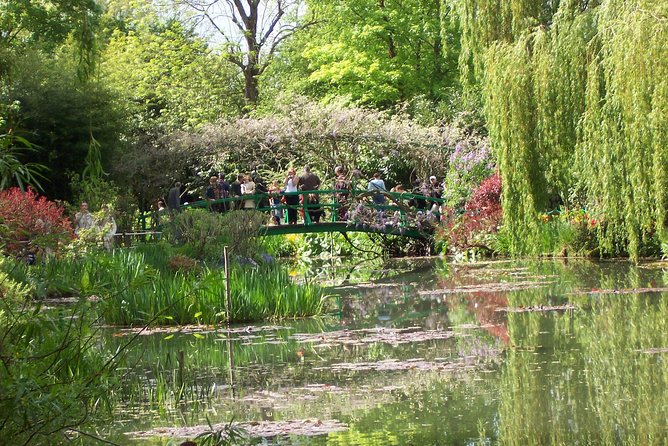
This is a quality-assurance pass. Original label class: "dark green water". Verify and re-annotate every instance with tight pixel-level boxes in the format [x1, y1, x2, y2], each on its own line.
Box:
[101, 258, 668, 445]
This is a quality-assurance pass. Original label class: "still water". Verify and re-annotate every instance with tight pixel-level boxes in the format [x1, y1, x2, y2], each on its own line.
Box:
[102, 258, 668, 445]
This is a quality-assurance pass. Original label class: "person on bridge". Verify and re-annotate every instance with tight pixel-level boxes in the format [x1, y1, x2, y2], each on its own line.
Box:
[205, 176, 221, 212]
[241, 174, 256, 209]
[217, 173, 231, 212]
[230, 174, 243, 210]
[268, 180, 283, 225]
[284, 167, 299, 224]
[428, 175, 443, 215]
[334, 166, 349, 221]
[167, 182, 182, 215]
[409, 179, 428, 211]
[428, 176, 443, 200]
[367, 172, 387, 205]
[298, 165, 322, 223]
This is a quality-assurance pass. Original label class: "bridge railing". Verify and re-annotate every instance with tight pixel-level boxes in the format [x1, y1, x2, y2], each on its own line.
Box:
[182, 189, 445, 228]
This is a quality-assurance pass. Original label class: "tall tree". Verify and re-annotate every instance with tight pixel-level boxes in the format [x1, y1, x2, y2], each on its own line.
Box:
[0, 0, 101, 78]
[457, 0, 667, 258]
[174, 0, 315, 106]
[268, 0, 459, 109]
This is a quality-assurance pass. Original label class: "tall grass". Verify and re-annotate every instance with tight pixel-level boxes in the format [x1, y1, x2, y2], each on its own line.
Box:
[87, 250, 325, 325]
[1, 248, 327, 325]
[100, 261, 326, 326]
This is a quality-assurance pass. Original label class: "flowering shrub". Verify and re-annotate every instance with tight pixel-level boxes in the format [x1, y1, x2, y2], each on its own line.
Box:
[443, 142, 494, 210]
[544, 208, 600, 256]
[0, 188, 73, 256]
[443, 173, 502, 252]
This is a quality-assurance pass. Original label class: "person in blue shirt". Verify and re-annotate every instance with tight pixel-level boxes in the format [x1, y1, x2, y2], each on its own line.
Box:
[367, 172, 387, 205]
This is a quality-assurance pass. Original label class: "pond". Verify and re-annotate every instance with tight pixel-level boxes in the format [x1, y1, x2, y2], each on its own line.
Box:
[99, 258, 668, 445]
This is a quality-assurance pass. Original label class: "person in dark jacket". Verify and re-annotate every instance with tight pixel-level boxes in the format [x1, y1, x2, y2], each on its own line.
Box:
[167, 182, 182, 214]
[230, 174, 243, 210]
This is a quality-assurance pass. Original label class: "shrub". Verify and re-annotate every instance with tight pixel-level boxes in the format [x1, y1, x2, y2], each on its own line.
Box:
[218, 210, 265, 259]
[171, 209, 230, 260]
[443, 173, 502, 253]
[168, 254, 199, 274]
[443, 142, 494, 211]
[0, 187, 73, 257]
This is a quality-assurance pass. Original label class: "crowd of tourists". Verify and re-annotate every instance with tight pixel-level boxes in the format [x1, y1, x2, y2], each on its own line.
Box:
[161, 166, 445, 226]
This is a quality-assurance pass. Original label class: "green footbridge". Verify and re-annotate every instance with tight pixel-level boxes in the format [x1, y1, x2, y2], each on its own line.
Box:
[183, 189, 444, 239]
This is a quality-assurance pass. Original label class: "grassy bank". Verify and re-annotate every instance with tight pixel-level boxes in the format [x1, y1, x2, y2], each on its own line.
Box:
[1, 248, 328, 325]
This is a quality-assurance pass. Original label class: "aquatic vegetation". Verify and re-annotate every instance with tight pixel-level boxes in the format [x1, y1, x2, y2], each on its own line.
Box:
[0, 248, 327, 325]
[81, 250, 328, 325]
[127, 418, 348, 442]
[290, 327, 458, 347]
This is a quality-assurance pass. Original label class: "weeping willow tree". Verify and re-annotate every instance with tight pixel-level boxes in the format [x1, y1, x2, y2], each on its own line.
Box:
[455, 0, 667, 259]
[578, 2, 668, 258]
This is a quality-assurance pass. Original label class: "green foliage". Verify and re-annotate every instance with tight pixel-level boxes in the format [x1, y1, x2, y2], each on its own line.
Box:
[483, 34, 546, 255]
[4, 49, 124, 201]
[577, 2, 668, 258]
[82, 250, 327, 325]
[218, 211, 265, 259]
[266, 0, 459, 109]
[458, 0, 667, 259]
[0, 0, 101, 76]
[0, 258, 34, 300]
[171, 209, 264, 261]
[0, 133, 46, 191]
[69, 173, 120, 212]
[171, 209, 229, 261]
[261, 234, 300, 257]
[0, 278, 122, 444]
[100, 20, 242, 131]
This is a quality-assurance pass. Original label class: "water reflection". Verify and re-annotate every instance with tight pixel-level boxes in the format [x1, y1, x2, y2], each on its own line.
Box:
[101, 258, 668, 445]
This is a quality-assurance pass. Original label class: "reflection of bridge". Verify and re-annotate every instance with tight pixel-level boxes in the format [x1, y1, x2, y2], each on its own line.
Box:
[184, 189, 444, 239]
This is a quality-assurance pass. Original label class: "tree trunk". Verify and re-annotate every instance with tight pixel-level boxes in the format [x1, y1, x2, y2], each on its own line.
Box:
[244, 67, 260, 105]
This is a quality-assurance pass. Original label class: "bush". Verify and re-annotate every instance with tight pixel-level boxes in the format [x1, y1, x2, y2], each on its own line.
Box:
[442, 142, 494, 211]
[0, 187, 73, 257]
[442, 173, 502, 254]
[170, 209, 230, 260]
[218, 210, 265, 259]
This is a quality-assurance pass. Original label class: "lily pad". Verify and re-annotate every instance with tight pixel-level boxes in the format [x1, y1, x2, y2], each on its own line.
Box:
[126, 419, 348, 440]
[291, 326, 459, 346]
[495, 304, 577, 313]
[419, 281, 554, 296]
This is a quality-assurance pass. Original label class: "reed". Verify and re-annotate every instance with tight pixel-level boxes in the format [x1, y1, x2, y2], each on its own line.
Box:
[95, 252, 326, 325]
